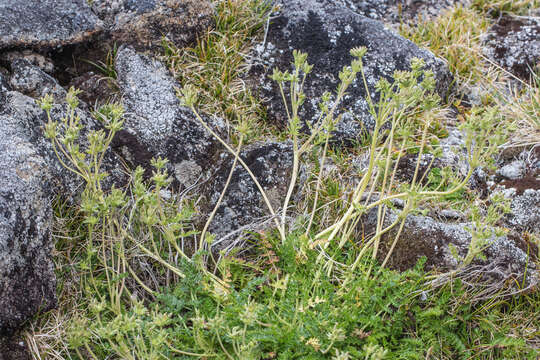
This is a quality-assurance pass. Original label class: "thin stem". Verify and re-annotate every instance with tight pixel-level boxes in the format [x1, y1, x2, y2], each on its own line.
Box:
[200, 135, 244, 249]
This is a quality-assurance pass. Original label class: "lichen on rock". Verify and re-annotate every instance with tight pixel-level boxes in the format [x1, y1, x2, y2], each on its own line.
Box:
[483, 16, 540, 79]
[359, 204, 538, 289]
[0, 0, 104, 51]
[247, 0, 453, 144]
[203, 141, 295, 250]
[114, 46, 226, 187]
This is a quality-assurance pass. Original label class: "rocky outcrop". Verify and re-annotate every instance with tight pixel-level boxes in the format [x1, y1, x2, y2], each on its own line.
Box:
[360, 205, 538, 288]
[247, 0, 453, 143]
[91, 0, 215, 51]
[0, 0, 216, 345]
[204, 141, 295, 250]
[483, 16, 540, 79]
[0, 92, 56, 335]
[0, 65, 128, 335]
[114, 47, 297, 251]
[114, 46, 226, 187]
[0, 0, 213, 53]
[0, 0, 103, 51]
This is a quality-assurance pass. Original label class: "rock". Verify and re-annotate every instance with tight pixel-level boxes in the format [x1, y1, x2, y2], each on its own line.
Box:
[0, 95, 56, 335]
[203, 141, 295, 250]
[2, 91, 81, 195]
[0, 0, 213, 95]
[1, 50, 55, 74]
[395, 153, 442, 184]
[0, 78, 128, 334]
[0, 336, 30, 360]
[0, 73, 8, 94]
[114, 46, 226, 187]
[8, 59, 66, 101]
[247, 0, 452, 143]
[497, 187, 540, 233]
[483, 16, 540, 79]
[91, 0, 214, 50]
[359, 205, 538, 287]
[68, 71, 118, 107]
[0, 0, 104, 51]
[493, 148, 540, 232]
[2, 65, 127, 195]
[498, 159, 527, 180]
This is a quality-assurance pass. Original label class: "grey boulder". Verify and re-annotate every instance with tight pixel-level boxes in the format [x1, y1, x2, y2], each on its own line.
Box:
[113, 46, 226, 188]
[360, 205, 538, 289]
[0, 66, 128, 334]
[0, 0, 104, 50]
[0, 91, 56, 335]
[483, 16, 540, 79]
[203, 141, 295, 251]
[247, 0, 453, 143]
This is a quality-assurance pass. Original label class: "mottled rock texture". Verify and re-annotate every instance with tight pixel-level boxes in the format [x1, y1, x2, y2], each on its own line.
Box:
[1, 51, 55, 74]
[0, 0, 216, 342]
[8, 59, 67, 101]
[0, 0, 104, 50]
[494, 148, 540, 233]
[0, 92, 56, 335]
[0, 0, 213, 64]
[0, 73, 8, 93]
[248, 0, 452, 143]
[91, 0, 215, 50]
[114, 46, 226, 187]
[0, 66, 128, 334]
[0, 336, 30, 360]
[483, 16, 540, 79]
[360, 205, 538, 287]
[504, 189, 540, 232]
[4, 66, 126, 196]
[204, 141, 294, 250]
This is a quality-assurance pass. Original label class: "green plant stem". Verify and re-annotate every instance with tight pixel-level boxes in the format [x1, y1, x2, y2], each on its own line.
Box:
[200, 135, 244, 250]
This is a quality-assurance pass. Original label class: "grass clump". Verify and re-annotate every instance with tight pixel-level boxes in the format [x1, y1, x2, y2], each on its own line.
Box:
[399, 6, 492, 85]
[163, 0, 274, 143]
[401, 0, 539, 146]
[471, 0, 540, 16]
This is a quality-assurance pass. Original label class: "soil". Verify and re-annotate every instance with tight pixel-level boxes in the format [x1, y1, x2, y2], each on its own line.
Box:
[500, 173, 540, 195]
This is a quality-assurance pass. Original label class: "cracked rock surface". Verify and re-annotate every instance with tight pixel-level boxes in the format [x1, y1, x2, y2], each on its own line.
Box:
[0, 0, 104, 51]
[483, 16, 540, 79]
[203, 141, 295, 250]
[0, 0, 214, 53]
[114, 46, 226, 188]
[247, 0, 452, 143]
[92, 0, 215, 50]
